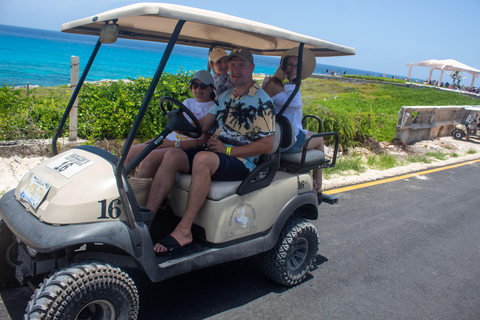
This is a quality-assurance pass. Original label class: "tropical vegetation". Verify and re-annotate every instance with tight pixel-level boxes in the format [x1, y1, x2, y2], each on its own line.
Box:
[1, 74, 478, 151]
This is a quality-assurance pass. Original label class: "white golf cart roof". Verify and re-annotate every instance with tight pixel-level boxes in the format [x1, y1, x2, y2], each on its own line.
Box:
[61, 2, 355, 57]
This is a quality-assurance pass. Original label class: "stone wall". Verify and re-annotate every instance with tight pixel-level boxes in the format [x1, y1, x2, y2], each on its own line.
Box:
[393, 106, 468, 144]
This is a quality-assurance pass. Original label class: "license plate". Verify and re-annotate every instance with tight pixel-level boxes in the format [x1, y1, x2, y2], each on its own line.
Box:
[19, 174, 51, 209]
[46, 153, 95, 178]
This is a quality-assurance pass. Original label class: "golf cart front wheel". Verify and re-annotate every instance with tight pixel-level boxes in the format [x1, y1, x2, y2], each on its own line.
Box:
[257, 217, 319, 286]
[452, 130, 465, 140]
[25, 262, 139, 320]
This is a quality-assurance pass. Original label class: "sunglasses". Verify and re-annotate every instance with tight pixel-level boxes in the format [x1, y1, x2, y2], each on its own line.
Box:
[191, 82, 210, 90]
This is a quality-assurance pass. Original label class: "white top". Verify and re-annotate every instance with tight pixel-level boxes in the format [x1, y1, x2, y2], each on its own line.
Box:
[165, 98, 214, 141]
[272, 84, 307, 142]
[61, 3, 355, 58]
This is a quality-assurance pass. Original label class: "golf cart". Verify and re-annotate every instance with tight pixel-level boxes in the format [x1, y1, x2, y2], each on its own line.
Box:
[0, 3, 355, 319]
[451, 106, 480, 140]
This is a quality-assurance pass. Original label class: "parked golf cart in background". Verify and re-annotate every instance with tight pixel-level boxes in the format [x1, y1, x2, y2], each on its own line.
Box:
[451, 106, 480, 140]
[0, 3, 355, 319]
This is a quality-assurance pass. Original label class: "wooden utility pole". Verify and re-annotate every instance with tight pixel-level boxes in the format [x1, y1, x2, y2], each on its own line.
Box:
[69, 56, 79, 141]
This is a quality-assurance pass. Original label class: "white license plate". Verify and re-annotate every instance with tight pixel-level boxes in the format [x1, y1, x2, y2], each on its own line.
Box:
[47, 153, 95, 178]
[19, 174, 51, 209]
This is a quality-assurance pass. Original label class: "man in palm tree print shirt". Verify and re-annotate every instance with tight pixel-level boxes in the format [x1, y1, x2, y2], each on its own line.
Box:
[149, 47, 275, 254]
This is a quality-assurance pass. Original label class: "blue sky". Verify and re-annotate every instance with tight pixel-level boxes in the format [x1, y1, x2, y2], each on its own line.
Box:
[2, 0, 479, 84]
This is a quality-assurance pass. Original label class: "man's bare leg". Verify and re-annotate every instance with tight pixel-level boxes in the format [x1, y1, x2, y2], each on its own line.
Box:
[146, 149, 190, 218]
[136, 148, 171, 178]
[154, 151, 219, 253]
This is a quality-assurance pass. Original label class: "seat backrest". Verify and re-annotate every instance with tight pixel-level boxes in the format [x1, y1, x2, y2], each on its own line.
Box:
[277, 115, 329, 173]
[275, 115, 295, 151]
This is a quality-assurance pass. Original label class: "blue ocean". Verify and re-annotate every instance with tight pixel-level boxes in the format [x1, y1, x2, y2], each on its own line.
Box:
[1, 24, 390, 87]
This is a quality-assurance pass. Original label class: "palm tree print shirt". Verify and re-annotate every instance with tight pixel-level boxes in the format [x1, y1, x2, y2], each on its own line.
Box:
[209, 82, 275, 171]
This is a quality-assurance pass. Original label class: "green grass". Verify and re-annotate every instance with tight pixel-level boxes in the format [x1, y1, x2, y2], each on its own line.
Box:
[324, 155, 365, 178]
[425, 151, 448, 160]
[467, 149, 477, 154]
[366, 154, 399, 170]
[326, 149, 471, 178]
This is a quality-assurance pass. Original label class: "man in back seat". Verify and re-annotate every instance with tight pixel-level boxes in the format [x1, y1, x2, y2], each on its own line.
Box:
[147, 47, 275, 255]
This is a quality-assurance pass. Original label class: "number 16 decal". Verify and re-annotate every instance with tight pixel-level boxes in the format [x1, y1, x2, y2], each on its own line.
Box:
[98, 199, 122, 219]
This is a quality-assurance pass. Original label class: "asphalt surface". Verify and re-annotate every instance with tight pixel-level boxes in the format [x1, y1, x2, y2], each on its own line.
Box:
[1, 160, 479, 319]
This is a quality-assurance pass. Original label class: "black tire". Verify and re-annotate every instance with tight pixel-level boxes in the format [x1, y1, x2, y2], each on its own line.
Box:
[452, 130, 465, 140]
[25, 262, 139, 320]
[257, 217, 319, 286]
[0, 218, 19, 287]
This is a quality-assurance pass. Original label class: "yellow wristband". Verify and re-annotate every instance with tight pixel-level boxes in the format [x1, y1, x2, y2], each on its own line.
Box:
[282, 78, 288, 85]
[226, 146, 231, 156]
[175, 141, 180, 148]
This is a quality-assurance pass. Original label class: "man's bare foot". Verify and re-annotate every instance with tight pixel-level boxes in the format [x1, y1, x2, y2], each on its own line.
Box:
[153, 230, 192, 253]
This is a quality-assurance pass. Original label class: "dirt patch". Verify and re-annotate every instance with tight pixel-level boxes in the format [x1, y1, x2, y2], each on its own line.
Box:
[323, 136, 480, 190]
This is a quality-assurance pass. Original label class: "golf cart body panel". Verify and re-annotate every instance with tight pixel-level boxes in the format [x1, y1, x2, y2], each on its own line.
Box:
[13, 147, 126, 225]
[0, 3, 355, 316]
[168, 171, 314, 244]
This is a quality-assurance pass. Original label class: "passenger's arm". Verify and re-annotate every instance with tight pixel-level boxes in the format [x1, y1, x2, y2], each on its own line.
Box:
[157, 132, 212, 149]
[207, 135, 274, 158]
[199, 113, 216, 133]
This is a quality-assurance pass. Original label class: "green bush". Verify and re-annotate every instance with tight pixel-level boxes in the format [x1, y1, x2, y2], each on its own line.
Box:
[0, 85, 48, 140]
[2, 76, 480, 153]
[0, 71, 193, 141]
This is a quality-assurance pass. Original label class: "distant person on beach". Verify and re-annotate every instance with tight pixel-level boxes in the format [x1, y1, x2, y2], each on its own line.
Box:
[209, 47, 235, 96]
[124, 70, 215, 178]
[262, 47, 325, 194]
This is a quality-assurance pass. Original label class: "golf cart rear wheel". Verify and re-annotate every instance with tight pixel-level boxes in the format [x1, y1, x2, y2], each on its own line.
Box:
[258, 217, 319, 286]
[25, 262, 139, 320]
[452, 130, 465, 140]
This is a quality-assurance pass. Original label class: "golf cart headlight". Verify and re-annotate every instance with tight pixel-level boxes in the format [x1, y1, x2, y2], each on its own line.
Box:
[26, 246, 37, 258]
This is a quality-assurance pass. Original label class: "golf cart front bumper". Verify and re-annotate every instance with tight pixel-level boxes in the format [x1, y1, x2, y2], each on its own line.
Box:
[0, 189, 155, 282]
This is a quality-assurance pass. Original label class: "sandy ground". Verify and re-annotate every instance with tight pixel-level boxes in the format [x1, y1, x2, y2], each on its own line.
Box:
[1, 136, 480, 195]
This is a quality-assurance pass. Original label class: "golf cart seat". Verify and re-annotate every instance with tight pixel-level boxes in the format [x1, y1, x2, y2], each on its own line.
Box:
[173, 120, 282, 200]
[277, 115, 339, 173]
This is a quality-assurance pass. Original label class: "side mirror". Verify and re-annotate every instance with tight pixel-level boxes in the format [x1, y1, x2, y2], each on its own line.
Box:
[100, 23, 119, 44]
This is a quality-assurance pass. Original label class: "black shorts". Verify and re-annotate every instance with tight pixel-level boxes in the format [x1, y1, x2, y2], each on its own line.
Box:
[183, 147, 250, 181]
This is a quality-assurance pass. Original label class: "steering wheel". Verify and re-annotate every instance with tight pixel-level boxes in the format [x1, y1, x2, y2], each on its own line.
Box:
[159, 97, 203, 139]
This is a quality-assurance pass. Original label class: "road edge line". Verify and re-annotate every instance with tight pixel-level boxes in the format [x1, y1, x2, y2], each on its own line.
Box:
[324, 158, 480, 195]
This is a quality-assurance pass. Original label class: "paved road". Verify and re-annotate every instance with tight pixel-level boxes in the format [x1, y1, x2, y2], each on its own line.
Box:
[2, 161, 479, 319]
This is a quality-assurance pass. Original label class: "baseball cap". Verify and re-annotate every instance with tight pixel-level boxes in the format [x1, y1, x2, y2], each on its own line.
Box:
[189, 70, 214, 86]
[209, 47, 228, 63]
[228, 47, 254, 64]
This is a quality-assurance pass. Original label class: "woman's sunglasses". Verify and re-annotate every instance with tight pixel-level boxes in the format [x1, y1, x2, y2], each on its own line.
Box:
[191, 82, 210, 90]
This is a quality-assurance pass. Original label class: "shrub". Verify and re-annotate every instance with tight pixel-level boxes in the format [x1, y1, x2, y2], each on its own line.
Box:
[0, 72, 193, 141]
